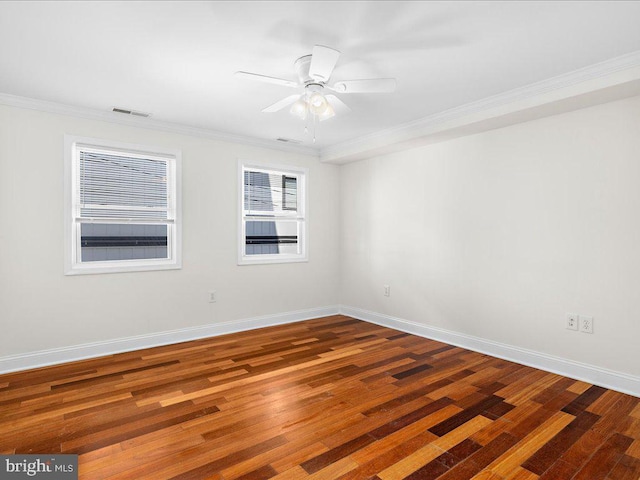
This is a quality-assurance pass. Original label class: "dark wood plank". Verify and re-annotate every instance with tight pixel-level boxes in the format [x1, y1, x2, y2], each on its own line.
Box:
[436, 433, 519, 480]
[562, 385, 608, 415]
[572, 433, 634, 480]
[537, 459, 579, 480]
[521, 410, 600, 475]
[607, 454, 640, 480]
[428, 395, 506, 436]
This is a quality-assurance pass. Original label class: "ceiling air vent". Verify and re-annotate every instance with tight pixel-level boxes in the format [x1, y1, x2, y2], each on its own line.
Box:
[112, 107, 150, 118]
[276, 137, 301, 144]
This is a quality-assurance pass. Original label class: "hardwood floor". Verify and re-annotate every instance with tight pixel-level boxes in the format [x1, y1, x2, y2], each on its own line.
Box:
[1, 315, 638, 479]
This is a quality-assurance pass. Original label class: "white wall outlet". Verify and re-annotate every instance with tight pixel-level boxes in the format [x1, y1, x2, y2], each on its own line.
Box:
[384, 285, 390, 297]
[566, 313, 578, 331]
[208, 291, 217, 303]
[579, 315, 594, 334]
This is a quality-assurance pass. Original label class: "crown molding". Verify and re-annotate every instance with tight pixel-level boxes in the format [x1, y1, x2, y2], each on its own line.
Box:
[320, 50, 640, 164]
[3, 50, 640, 164]
[0, 92, 320, 158]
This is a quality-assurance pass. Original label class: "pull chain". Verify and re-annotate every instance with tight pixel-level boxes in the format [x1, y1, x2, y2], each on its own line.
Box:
[312, 114, 317, 143]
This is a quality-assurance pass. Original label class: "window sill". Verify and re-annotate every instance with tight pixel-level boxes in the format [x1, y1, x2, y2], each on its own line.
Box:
[237, 255, 308, 266]
[65, 260, 181, 275]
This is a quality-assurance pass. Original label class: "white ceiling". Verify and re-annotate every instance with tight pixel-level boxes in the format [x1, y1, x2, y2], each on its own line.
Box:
[2, 1, 640, 161]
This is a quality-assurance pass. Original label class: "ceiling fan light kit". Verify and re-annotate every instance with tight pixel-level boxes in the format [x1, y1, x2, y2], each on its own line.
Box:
[236, 44, 396, 143]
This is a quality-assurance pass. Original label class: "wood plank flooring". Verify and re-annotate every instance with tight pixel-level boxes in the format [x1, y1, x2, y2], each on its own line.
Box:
[1, 315, 639, 479]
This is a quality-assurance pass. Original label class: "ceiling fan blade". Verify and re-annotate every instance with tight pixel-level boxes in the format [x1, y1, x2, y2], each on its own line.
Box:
[262, 94, 301, 113]
[309, 45, 341, 82]
[235, 71, 299, 88]
[325, 94, 351, 115]
[331, 78, 397, 93]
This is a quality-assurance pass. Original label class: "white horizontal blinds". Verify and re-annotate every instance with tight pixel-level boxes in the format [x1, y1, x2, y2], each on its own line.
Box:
[78, 147, 171, 223]
[244, 169, 298, 216]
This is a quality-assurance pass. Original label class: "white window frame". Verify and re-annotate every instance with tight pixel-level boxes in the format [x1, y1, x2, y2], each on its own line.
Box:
[64, 135, 182, 275]
[238, 160, 308, 265]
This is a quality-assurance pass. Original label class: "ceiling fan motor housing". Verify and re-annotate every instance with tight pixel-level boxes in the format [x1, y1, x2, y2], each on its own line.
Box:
[294, 55, 314, 84]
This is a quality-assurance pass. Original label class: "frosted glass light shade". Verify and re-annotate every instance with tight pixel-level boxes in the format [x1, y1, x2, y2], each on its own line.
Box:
[308, 92, 328, 115]
[318, 102, 335, 121]
[290, 98, 308, 119]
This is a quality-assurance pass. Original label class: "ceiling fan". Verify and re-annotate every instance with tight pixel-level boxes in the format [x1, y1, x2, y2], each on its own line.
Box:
[235, 45, 396, 141]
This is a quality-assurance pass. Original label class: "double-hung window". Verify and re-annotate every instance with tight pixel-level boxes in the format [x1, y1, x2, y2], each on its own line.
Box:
[65, 135, 181, 274]
[239, 161, 307, 264]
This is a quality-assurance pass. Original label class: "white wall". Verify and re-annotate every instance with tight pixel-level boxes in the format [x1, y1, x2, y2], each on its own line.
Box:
[340, 95, 640, 377]
[2, 94, 639, 389]
[0, 105, 340, 357]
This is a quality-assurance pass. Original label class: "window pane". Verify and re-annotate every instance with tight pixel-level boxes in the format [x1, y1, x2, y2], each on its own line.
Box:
[80, 223, 168, 262]
[283, 176, 297, 210]
[244, 170, 297, 214]
[245, 220, 299, 256]
[79, 150, 169, 220]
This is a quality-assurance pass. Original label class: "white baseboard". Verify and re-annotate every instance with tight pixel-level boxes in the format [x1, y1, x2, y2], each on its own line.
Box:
[0, 306, 340, 374]
[340, 305, 640, 397]
[4, 304, 638, 398]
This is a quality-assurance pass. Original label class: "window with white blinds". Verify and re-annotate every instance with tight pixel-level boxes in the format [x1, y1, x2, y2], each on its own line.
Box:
[78, 149, 170, 222]
[239, 162, 307, 265]
[65, 136, 181, 274]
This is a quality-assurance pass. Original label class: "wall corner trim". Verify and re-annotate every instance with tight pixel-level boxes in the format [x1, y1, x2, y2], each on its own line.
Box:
[0, 306, 340, 374]
[339, 305, 640, 397]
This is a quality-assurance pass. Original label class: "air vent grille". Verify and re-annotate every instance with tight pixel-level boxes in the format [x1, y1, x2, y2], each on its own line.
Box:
[112, 107, 150, 118]
[276, 138, 302, 144]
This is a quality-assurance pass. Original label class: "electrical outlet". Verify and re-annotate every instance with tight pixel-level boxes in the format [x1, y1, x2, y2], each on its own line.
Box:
[579, 315, 594, 334]
[208, 291, 217, 303]
[566, 313, 578, 331]
[384, 285, 390, 297]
